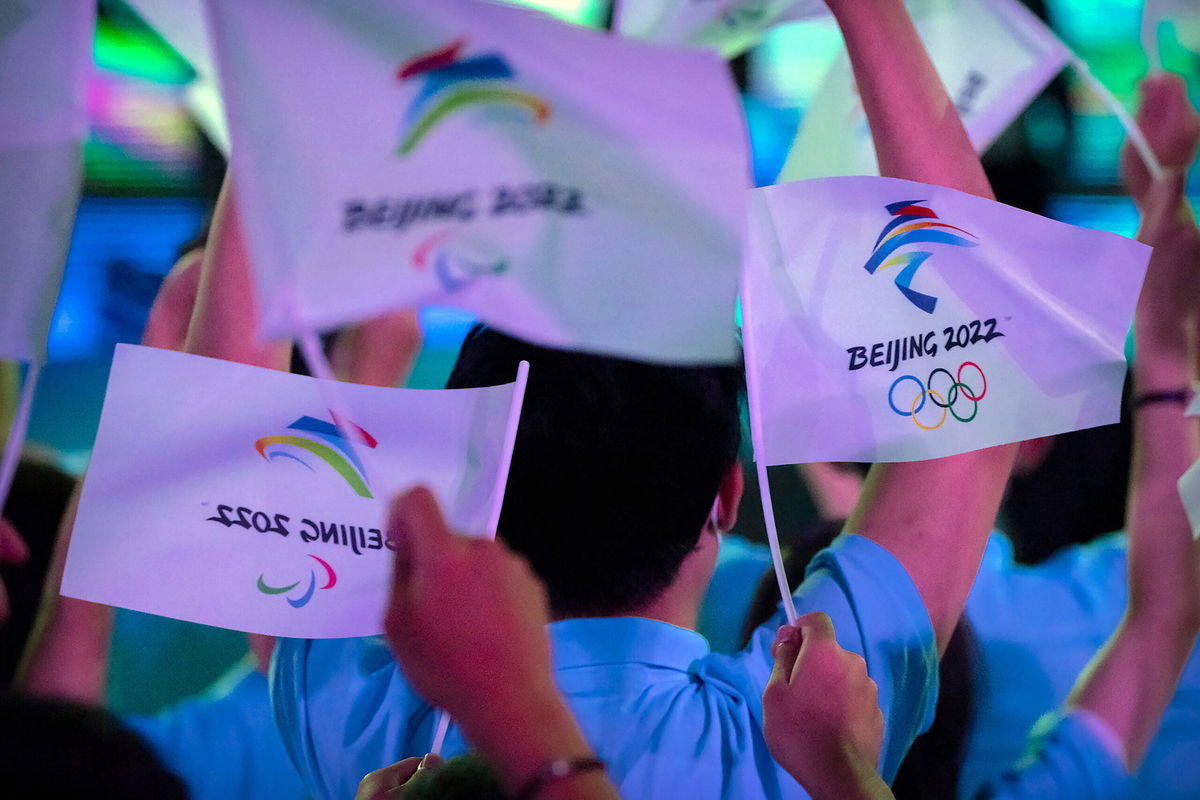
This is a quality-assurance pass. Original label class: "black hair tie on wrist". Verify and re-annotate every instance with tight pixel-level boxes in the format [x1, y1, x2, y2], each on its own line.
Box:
[1133, 389, 1192, 410]
[515, 756, 607, 800]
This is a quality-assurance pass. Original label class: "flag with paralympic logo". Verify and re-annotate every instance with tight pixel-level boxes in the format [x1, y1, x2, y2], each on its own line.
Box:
[742, 176, 1149, 464]
[205, 0, 748, 365]
[62, 345, 526, 638]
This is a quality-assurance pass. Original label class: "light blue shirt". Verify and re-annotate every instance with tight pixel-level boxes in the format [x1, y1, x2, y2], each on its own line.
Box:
[271, 534, 937, 800]
[124, 661, 309, 800]
[972, 710, 1132, 800]
[963, 533, 1200, 800]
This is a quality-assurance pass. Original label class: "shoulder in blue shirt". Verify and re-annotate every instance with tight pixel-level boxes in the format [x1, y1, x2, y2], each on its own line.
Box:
[271, 534, 937, 800]
[124, 659, 309, 800]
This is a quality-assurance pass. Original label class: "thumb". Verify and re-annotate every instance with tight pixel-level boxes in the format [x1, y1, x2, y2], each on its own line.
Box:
[388, 487, 452, 593]
[768, 625, 802, 687]
[795, 610, 836, 644]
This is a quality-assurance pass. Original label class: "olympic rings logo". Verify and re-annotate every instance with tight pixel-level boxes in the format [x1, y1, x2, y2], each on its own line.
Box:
[887, 362, 987, 430]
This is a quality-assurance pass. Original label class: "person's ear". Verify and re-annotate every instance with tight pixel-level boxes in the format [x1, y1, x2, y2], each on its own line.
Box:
[714, 463, 744, 533]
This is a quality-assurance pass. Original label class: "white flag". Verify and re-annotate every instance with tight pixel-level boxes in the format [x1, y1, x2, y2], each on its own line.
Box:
[778, 0, 1070, 181]
[123, 0, 230, 152]
[205, 0, 747, 364]
[614, 0, 827, 58]
[0, 0, 93, 362]
[63, 344, 524, 638]
[742, 176, 1149, 464]
[1182, 393, 1200, 540]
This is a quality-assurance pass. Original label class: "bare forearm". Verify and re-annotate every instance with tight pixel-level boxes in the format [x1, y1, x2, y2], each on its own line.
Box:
[827, 0, 993, 199]
[16, 487, 111, 703]
[848, 445, 1017, 652]
[184, 177, 292, 371]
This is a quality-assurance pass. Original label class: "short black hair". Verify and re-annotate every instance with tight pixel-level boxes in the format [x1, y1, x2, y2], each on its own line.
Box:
[447, 326, 742, 618]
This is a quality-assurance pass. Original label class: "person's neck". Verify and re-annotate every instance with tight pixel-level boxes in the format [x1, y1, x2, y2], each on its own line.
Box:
[627, 585, 700, 630]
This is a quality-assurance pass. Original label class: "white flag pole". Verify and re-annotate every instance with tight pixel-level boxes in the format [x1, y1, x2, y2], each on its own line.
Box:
[1142, 1, 1165, 73]
[739, 280, 799, 626]
[1069, 54, 1165, 182]
[0, 359, 41, 512]
[485, 360, 530, 541]
[431, 358, 531, 756]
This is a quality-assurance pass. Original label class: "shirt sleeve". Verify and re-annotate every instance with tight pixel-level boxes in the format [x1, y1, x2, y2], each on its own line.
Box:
[731, 533, 939, 782]
[971, 710, 1133, 800]
[123, 663, 310, 800]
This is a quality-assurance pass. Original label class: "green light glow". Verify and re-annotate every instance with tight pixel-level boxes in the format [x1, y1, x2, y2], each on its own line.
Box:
[500, 0, 607, 27]
[93, 17, 192, 84]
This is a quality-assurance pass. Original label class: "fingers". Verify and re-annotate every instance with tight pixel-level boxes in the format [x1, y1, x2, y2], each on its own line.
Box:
[387, 486, 452, 592]
[356, 756, 424, 800]
[0, 518, 29, 564]
[768, 625, 802, 687]
[391, 486, 454, 562]
[794, 611, 836, 645]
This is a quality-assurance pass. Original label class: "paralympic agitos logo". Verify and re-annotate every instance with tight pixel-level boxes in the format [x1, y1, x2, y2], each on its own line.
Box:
[257, 553, 337, 609]
[864, 200, 979, 314]
[396, 37, 551, 156]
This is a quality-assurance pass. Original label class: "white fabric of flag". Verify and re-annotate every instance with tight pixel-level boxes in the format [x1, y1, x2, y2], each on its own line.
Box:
[1181, 393, 1200, 540]
[742, 176, 1149, 464]
[0, 0, 93, 362]
[63, 344, 523, 638]
[778, 0, 1070, 182]
[123, 0, 230, 153]
[613, 0, 826, 57]
[206, 0, 748, 364]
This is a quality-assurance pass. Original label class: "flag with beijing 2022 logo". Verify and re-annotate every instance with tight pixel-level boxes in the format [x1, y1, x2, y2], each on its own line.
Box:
[742, 176, 1150, 464]
[205, 0, 748, 365]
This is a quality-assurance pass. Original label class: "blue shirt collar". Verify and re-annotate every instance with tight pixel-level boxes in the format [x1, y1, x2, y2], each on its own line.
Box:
[548, 616, 711, 672]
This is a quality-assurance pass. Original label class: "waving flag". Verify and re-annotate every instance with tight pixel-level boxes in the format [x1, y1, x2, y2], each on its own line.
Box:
[614, 0, 827, 57]
[778, 0, 1070, 181]
[62, 345, 526, 638]
[742, 176, 1149, 464]
[206, 0, 747, 364]
[0, 0, 93, 362]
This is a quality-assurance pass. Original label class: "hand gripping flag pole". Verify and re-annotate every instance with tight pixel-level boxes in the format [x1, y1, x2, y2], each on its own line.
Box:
[0, 360, 41, 513]
[739, 275, 799, 626]
[430, 359, 530, 756]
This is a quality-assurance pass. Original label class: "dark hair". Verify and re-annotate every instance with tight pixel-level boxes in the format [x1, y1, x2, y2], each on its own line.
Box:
[0, 691, 188, 799]
[446, 326, 742, 617]
[739, 521, 977, 800]
[401, 753, 508, 800]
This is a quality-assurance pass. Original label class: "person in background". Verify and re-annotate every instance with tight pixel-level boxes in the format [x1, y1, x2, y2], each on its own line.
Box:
[730, 71, 1200, 800]
[361, 488, 896, 800]
[271, 1, 1037, 797]
[18, 180, 426, 800]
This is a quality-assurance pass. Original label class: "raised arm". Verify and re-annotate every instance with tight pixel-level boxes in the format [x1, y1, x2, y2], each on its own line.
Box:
[828, 0, 1014, 652]
[330, 309, 423, 388]
[184, 176, 292, 371]
[1063, 72, 1200, 769]
[380, 488, 620, 800]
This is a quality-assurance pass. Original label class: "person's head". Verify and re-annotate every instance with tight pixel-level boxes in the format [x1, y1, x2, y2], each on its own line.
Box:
[446, 326, 743, 618]
[0, 691, 188, 798]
